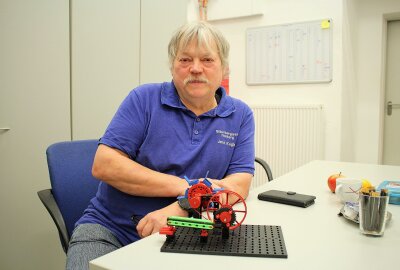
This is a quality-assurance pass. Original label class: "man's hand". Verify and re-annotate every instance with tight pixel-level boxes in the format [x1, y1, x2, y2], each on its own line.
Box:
[136, 202, 187, 238]
[208, 173, 252, 200]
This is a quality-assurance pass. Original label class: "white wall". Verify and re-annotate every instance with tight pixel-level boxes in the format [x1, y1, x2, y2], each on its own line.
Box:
[341, 0, 358, 162]
[188, 0, 344, 161]
[188, 0, 400, 164]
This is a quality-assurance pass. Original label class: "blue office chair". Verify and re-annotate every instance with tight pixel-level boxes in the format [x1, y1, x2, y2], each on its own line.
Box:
[37, 139, 100, 253]
[37, 139, 273, 253]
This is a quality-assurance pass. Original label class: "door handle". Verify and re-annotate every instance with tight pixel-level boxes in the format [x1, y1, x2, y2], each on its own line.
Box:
[0, 127, 11, 131]
[387, 101, 400, 116]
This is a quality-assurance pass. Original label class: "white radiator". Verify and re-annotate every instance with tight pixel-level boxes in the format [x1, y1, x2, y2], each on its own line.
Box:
[252, 105, 324, 188]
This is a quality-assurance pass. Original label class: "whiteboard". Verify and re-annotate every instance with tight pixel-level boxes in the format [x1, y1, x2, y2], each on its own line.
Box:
[246, 19, 332, 85]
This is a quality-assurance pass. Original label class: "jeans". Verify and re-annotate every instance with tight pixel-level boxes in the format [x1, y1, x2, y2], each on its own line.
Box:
[66, 224, 122, 270]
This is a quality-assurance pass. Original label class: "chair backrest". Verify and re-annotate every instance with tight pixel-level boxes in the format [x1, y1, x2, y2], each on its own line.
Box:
[46, 139, 99, 237]
[251, 157, 273, 189]
[255, 157, 273, 181]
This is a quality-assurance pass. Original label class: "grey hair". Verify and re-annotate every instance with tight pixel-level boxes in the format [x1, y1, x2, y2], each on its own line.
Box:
[168, 21, 230, 71]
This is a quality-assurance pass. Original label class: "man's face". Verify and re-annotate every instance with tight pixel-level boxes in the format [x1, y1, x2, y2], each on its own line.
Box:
[172, 39, 225, 101]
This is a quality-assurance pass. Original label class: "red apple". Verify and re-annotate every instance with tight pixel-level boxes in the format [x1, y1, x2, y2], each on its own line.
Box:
[327, 172, 345, 193]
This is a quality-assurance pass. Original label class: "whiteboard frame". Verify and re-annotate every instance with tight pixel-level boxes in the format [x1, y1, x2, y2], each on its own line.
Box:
[246, 19, 333, 85]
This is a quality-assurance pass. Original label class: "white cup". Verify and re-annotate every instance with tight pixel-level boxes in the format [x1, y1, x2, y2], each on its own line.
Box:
[335, 178, 362, 203]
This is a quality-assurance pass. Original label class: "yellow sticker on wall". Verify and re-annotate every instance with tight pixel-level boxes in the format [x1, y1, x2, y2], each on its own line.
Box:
[321, 20, 330, 29]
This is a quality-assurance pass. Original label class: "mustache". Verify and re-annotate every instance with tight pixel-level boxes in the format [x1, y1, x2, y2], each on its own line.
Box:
[184, 76, 209, 85]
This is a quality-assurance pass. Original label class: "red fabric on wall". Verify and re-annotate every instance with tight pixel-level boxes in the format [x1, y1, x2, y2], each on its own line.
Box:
[221, 78, 229, 95]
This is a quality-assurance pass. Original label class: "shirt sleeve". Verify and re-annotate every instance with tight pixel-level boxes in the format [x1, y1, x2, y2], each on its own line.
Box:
[100, 89, 147, 159]
[226, 104, 255, 176]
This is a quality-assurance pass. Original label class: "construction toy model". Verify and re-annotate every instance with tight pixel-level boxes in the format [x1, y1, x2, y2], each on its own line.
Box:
[159, 175, 247, 242]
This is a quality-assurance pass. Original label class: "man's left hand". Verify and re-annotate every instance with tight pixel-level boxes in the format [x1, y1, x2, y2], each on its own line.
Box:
[136, 201, 187, 238]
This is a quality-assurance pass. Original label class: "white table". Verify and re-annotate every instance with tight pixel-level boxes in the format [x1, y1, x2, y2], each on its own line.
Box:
[90, 160, 400, 270]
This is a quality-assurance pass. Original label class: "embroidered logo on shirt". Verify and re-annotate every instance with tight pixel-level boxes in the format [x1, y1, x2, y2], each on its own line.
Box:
[216, 129, 238, 147]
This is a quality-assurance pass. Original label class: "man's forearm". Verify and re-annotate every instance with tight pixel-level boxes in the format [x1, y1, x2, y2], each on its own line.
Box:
[92, 144, 188, 197]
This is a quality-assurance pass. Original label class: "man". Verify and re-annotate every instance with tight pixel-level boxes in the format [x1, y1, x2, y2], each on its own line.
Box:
[66, 21, 255, 269]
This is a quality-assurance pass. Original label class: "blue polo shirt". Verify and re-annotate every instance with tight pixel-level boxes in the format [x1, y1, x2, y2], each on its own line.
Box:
[76, 81, 255, 246]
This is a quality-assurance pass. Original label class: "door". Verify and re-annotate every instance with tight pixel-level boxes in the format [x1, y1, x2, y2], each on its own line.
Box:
[383, 20, 400, 165]
[0, 0, 70, 269]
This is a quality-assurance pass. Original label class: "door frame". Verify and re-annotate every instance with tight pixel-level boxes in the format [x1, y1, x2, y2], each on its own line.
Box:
[378, 13, 400, 164]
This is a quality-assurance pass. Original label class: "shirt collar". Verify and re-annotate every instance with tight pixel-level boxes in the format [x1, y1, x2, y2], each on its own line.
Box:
[161, 81, 235, 117]
[160, 81, 186, 110]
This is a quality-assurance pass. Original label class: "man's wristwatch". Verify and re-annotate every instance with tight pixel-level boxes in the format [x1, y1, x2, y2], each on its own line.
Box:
[177, 198, 192, 212]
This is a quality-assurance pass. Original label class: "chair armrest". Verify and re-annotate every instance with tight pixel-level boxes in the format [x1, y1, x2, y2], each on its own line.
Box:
[255, 157, 273, 181]
[37, 189, 69, 253]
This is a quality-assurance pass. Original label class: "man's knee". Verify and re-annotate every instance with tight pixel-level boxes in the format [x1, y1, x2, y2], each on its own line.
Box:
[66, 224, 121, 270]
